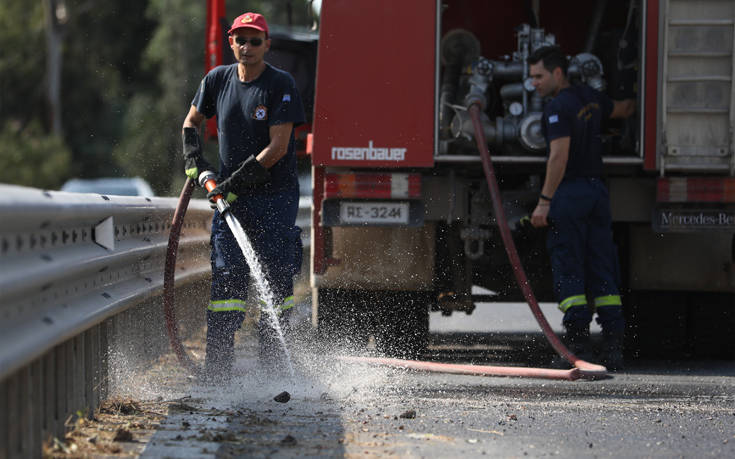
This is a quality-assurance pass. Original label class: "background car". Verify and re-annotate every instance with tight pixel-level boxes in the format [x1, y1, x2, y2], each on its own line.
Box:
[60, 177, 155, 196]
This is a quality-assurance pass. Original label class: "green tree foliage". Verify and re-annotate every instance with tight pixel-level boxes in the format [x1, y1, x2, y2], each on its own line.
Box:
[0, 122, 72, 189]
[60, 0, 156, 178]
[114, 0, 206, 196]
[0, 1, 72, 188]
[0, 2, 46, 130]
[0, 0, 155, 189]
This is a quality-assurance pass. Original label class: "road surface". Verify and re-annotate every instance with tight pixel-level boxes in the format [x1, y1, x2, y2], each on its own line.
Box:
[53, 300, 735, 458]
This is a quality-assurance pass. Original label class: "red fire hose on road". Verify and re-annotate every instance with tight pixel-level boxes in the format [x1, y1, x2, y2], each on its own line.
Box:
[467, 103, 608, 378]
[338, 356, 583, 381]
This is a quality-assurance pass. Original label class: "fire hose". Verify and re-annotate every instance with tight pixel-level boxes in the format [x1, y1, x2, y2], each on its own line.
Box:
[467, 103, 608, 378]
[164, 109, 608, 380]
[163, 177, 201, 376]
[163, 173, 234, 377]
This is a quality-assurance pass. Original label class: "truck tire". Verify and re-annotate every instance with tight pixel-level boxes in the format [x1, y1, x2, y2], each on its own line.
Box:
[374, 291, 430, 359]
[626, 290, 735, 359]
[313, 288, 371, 352]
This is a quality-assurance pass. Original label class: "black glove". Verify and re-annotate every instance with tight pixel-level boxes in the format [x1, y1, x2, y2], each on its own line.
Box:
[206, 155, 270, 204]
[182, 127, 213, 180]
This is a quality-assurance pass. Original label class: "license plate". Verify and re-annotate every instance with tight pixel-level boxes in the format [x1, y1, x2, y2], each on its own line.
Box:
[339, 201, 409, 224]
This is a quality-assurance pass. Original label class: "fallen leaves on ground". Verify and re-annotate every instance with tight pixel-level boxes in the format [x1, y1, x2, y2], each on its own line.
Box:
[42, 397, 190, 458]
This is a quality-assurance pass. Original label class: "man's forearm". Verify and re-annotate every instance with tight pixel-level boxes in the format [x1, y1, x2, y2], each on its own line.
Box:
[183, 105, 205, 131]
[540, 137, 570, 200]
[541, 153, 567, 198]
[255, 143, 288, 169]
[256, 123, 294, 169]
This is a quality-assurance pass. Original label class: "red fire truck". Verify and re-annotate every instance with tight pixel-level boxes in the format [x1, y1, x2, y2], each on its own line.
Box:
[307, 0, 735, 359]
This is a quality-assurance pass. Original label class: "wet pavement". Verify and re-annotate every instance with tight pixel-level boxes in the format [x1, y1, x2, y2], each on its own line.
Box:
[109, 307, 735, 459]
[136, 362, 735, 458]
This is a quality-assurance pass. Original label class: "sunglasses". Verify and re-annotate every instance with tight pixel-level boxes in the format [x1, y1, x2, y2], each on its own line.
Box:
[234, 36, 264, 47]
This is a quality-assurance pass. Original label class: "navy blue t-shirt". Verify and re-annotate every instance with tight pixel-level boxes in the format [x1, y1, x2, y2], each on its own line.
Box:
[192, 63, 306, 192]
[542, 84, 613, 179]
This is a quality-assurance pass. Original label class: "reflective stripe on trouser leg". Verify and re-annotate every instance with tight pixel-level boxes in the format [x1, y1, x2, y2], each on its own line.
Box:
[208, 299, 247, 313]
[259, 296, 295, 316]
[594, 295, 622, 308]
[594, 296, 625, 335]
[559, 294, 587, 312]
[279, 296, 295, 315]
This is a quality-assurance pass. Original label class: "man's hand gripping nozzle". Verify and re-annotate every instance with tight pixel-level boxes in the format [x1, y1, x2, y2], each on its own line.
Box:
[199, 171, 230, 215]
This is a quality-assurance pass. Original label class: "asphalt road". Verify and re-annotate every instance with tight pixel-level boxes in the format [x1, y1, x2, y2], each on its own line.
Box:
[102, 299, 735, 459]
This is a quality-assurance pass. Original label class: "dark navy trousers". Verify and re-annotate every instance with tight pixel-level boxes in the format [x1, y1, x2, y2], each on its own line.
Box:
[208, 186, 302, 334]
[547, 177, 624, 334]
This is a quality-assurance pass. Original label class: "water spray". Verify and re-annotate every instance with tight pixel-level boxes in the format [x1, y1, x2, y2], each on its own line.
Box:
[163, 175, 295, 380]
[200, 172, 295, 379]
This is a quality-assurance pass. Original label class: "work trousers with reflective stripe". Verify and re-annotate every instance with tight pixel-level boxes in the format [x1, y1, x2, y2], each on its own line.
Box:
[547, 177, 624, 334]
[208, 186, 302, 341]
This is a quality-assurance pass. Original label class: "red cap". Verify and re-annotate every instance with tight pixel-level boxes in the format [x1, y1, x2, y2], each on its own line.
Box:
[228, 12, 269, 36]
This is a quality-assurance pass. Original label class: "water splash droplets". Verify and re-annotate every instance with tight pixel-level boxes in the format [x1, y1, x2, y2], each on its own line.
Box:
[223, 212, 294, 379]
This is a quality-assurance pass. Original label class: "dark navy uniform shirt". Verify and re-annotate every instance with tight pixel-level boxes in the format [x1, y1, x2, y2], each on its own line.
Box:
[542, 84, 613, 179]
[192, 63, 306, 192]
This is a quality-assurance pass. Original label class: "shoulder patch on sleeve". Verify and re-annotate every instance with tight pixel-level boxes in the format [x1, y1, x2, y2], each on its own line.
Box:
[548, 114, 559, 124]
[282, 94, 291, 102]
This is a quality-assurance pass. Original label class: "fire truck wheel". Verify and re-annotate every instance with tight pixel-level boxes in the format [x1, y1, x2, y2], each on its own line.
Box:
[626, 290, 735, 359]
[374, 291, 430, 359]
[313, 288, 371, 352]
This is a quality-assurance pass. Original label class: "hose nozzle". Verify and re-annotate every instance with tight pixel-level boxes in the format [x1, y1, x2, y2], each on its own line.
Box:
[198, 171, 230, 214]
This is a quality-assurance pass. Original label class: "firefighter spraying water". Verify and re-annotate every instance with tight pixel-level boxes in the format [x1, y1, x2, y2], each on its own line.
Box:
[180, 11, 306, 382]
[200, 172, 295, 380]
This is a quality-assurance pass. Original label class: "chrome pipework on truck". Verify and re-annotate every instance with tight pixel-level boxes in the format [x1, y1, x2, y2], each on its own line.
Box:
[441, 24, 605, 154]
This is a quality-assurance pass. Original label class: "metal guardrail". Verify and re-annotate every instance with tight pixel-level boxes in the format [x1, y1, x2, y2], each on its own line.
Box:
[0, 184, 213, 457]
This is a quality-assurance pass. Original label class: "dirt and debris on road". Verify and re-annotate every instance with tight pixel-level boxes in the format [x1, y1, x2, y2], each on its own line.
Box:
[43, 397, 175, 458]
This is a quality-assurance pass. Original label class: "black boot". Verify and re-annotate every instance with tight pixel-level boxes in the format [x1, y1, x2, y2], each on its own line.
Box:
[203, 311, 244, 384]
[550, 326, 595, 368]
[258, 309, 292, 378]
[596, 306, 625, 371]
[600, 331, 625, 371]
[204, 335, 234, 383]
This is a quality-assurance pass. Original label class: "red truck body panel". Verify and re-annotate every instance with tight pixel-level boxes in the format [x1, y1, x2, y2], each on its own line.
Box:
[312, 0, 436, 168]
[204, 0, 226, 141]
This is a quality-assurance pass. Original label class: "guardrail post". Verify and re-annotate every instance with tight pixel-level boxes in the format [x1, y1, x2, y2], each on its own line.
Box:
[42, 352, 55, 446]
[30, 361, 42, 457]
[99, 319, 110, 401]
[72, 336, 84, 419]
[1, 379, 7, 459]
[55, 343, 68, 441]
[19, 368, 30, 456]
[84, 327, 95, 415]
